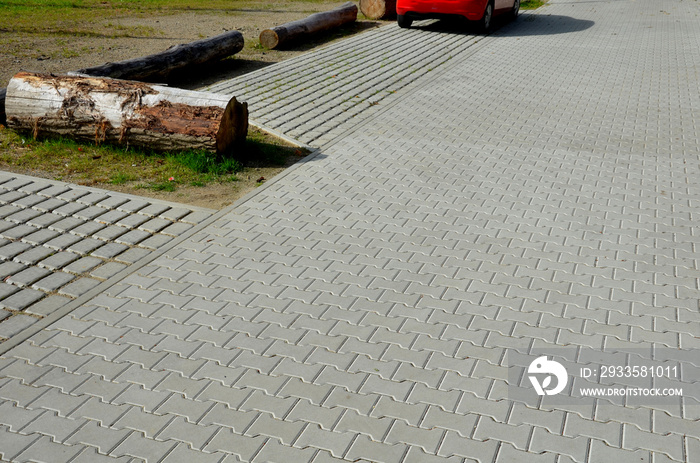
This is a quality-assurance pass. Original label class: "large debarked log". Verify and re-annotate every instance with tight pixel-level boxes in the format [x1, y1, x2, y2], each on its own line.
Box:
[77, 29, 244, 82]
[259, 2, 358, 50]
[359, 0, 397, 19]
[5, 72, 248, 157]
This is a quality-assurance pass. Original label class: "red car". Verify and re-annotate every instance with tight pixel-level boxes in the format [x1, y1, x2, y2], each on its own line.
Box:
[396, 0, 520, 31]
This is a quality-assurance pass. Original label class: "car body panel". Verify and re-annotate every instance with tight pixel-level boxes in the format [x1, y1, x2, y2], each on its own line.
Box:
[396, 0, 515, 21]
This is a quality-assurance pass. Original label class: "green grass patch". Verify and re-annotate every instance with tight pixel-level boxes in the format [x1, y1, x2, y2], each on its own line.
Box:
[521, 0, 547, 10]
[0, 124, 303, 193]
[0, 0, 339, 35]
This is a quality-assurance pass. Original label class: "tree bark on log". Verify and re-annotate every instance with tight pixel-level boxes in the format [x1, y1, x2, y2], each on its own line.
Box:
[359, 0, 397, 19]
[259, 2, 358, 50]
[77, 30, 244, 82]
[5, 72, 248, 158]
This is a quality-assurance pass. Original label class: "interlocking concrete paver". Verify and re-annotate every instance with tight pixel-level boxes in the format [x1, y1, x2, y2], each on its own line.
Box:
[2, 0, 700, 462]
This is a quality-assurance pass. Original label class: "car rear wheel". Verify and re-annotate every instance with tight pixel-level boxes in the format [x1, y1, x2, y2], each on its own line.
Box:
[510, 0, 520, 20]
[478, 1, 494, 33]
[397, 14, 413, 28]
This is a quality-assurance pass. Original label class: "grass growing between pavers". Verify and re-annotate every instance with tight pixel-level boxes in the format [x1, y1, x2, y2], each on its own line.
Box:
[0, 124, 308, 206]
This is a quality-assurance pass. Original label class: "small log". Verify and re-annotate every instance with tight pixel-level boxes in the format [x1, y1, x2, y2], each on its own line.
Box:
[77, 30, 244, 82]
[359, 0, 397, 19]
[260, 2, 358, 50]
[5, 72, 248, 157]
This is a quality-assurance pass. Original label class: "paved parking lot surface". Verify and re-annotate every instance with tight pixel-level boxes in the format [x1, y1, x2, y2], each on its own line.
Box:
[1, 0, 700, 462]
[0, 173, 214, 344]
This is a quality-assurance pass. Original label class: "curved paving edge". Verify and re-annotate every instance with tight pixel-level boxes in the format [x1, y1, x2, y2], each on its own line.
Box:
[0, 172, 215, 345]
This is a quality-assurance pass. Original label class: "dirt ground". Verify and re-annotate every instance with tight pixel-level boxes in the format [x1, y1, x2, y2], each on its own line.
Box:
[0, 3, 384, 209]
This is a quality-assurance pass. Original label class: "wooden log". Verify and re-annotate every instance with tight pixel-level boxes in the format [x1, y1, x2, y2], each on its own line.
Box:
[5, 72, 248, 158]
[77, 30, 244, 82]
[359, 0, 397, 19]
[259, 2, 358, 50]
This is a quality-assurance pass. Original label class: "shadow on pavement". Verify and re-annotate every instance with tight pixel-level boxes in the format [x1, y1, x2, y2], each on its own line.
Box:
[410, 14, 594, 36]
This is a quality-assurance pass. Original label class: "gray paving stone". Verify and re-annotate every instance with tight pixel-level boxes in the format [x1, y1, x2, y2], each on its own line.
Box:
[70, 221, 106, 237]
[1, 224, 37, 240]
[90, 242, 128, 259]
[113, 247, 152, 264]
[53, 202, 88, 217]
[18, 181, 51, 194]
[63, 256, 103, 274]
[160, 222, 193, 237]
[95, 209, 129, 224]
[32, 272, 76, 292]
[115, 214, 151, 229]
[90, 262, 128, 280]
[0, 242, 32, 260]
[0, 204, 22, 219]
[93, 225, 129, 241]
[180, 210, 211, 225]
[0, 289, 45, 311]
[0, 283, 20, 301]
[27, 212, 63, 228]
[58, 277, 102, 297]
[138, 203, 171, 217]
[74, 205, 109, 220]
[138, 234, 173, 251]
[48, 217, 86, 233]
[5, 208, 43, 223]
[75, 192, 110, 205]
[159, 207, 191, 221]
[38, 251, 80, 270]
[56, 188, 90, 202]
[32, 197, 67, 212]
[0, 313, 38, 338]
[36, 184, 70, 197]
[0, 221, 16, 234]
[96, 196, 129, 209]
[44, 234, 83, 251]
[0, 261, 26, 279]
[6, 267, 52, 287]
[0, 190, 27, 204]
[21, 229, 60, 246]
[115, 229, 151, 245]
[13, 246, 55, 265]
[66, 238, 105, 255]
[116, 199, 149, 213]
[0, 308, 11, 322]
[24, 295, 72, 317]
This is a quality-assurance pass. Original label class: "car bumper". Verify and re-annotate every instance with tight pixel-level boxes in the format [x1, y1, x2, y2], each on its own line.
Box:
[396, 0, 488, 21]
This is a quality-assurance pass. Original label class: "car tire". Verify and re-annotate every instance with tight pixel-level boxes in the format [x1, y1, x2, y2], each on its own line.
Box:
[398, 14, 413, 28]
[478, 1, 494, 33]
[510, 0, 520, 20]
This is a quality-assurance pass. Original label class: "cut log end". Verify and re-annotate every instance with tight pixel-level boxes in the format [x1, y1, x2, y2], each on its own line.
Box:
[259, 30, 280, 50]
[359, 0, 397, 19]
